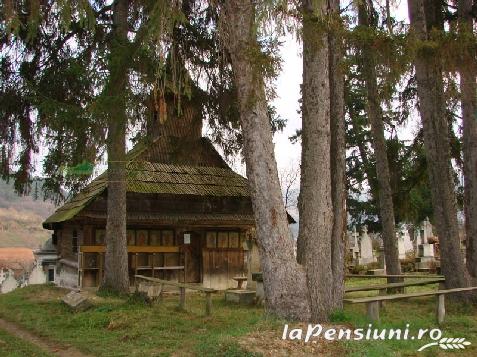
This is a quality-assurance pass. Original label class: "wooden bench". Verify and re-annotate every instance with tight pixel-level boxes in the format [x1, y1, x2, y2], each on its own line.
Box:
[346, 274, 445, 279]
[132, 253, 185, 280]
[134, 275, 217, 316]
[344, 286, 477, 324]
[345, 278, 445, 294]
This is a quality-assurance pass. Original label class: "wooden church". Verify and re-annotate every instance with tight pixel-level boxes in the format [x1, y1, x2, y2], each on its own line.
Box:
[42, 95, 265, 290]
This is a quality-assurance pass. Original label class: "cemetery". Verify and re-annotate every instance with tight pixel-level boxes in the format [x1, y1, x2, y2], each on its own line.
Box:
[346, 218, 447, 275]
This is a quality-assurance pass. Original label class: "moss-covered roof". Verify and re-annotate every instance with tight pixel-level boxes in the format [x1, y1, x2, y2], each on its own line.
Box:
[43, 138, 250, 226]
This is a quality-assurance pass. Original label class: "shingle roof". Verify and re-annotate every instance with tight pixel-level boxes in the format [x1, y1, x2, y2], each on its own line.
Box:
[43, 138, 250, 226]
[43, 161, 250, 226]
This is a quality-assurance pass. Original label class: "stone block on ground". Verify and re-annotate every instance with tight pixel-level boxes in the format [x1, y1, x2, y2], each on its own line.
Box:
[62, 291, 92, 312]
[225, 289, 256, 305]
[137, 281, 162, 301]
[367, 269, 385, 276]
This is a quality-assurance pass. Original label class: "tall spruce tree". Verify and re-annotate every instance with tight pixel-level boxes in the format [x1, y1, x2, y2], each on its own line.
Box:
[457, 0, 477, 281]
[408, 0, 471, 292]
[99, 0, 130, 294]
[329, 0, 346, 310]
[1, 0, 183, 294]
[297, 0, 335, 320]
[357, 0, 401, 281]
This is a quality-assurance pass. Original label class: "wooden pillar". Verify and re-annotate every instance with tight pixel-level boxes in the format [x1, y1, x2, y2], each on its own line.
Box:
[205, 292, 212, 316]
[79, 252, 84, 288]
[366, 301, 380, 322]
[179, 287, 185, 309]
[436, 294, 445, 324]
[99, 253, 104, 286]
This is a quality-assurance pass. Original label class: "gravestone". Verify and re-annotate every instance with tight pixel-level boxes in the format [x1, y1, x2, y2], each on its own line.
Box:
[422, 217, 434, 242]
[397, 232, 406, 259]
[137, 281, 163, 301]
[0, 269, 18, 294]
[62, 291, 91, 312]
[415, 218, 437, 271]
[358, 225, 377, 265]
[397, 228, 414, 259]
[348, 227, 360, 265]
[401, 228, 414, 253]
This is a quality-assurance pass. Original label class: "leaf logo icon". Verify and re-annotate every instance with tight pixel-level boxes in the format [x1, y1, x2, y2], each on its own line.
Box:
[418, 337, 471, 351]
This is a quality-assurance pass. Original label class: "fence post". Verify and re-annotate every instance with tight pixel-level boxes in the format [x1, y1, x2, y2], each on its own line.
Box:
[205, 292, 212, 316]
[179, 287, 185, 310]
[436, 294, 445, 324]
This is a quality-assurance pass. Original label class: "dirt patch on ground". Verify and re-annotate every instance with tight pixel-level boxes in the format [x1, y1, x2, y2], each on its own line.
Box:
[0, 318, 91, 357]
[25, 286, 69, 303]
[238, 325, 347, 356]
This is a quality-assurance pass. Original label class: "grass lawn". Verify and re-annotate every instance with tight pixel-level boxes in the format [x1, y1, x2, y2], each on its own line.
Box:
[0, 285, 275, 357]
[0, 328, 51, 357]
[0, 281, 475, 356]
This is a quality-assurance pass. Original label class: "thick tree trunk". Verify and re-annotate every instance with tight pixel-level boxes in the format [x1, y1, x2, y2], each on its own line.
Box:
[358, 1, 402, 280]
[100, 0, 130, 294]
[221, 0, 310, 320]
[297, 0, 334, 321]
[408, 0, 470, 290]
[458, 0, 477, 280]
[329, 0, 346, 310]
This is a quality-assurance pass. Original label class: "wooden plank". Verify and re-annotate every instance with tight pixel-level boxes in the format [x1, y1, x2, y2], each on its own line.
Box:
[80, 245, 105, 253]
[345, 278, 445, 293]
[135, 275, 217, 292]
[83, 225, 93, 245]
[130, 246, 181, 253]
[228, 251, 245, 288]
[217, 250, 229, 289]
[202, 249, 211, 288]
[136, 266, 184, 270]
[344, 286, 477, 303]
[346, 274, 445, 279]
[80, 245, 180, 253]
[164, 252, 181, 282]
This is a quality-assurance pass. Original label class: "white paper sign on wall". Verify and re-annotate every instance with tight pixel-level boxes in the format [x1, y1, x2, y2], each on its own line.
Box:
[184, 233, 191, 244]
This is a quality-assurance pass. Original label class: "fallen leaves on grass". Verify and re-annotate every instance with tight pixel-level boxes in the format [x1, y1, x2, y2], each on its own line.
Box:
[237, 324, 347, 357]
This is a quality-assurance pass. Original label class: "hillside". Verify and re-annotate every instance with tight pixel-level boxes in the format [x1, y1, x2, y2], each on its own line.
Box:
[0, 180, 57, 249]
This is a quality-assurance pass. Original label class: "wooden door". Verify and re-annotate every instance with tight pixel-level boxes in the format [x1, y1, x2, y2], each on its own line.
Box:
[185, 232, 201, 283]
[202, 249, 245, 289]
